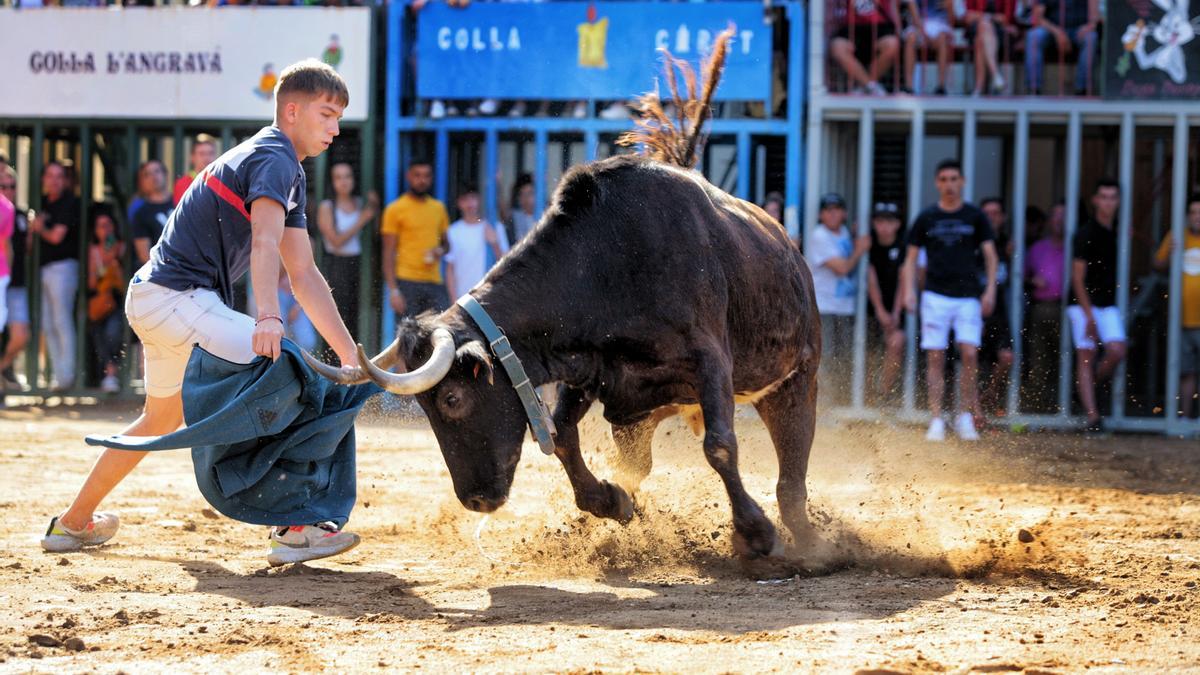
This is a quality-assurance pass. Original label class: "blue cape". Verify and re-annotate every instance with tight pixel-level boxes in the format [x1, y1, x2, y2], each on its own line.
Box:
[86, 339, 382, 527]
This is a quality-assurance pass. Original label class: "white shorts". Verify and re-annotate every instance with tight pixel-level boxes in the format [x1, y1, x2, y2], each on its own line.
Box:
[920, 290, 983, 350]
[904, 16, 953, 41]
[125, 277, 256, 398]
[1066, 305, 1126, 350]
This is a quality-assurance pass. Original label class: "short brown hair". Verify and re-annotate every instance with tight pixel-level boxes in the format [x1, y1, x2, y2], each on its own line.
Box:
[274, 58, 349, 109]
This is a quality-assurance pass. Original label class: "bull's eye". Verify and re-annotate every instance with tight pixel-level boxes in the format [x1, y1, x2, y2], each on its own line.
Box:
[438, 386, 470, 419]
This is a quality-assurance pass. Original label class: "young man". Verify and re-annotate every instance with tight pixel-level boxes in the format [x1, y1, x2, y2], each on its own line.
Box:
[903, 159, 998, 441]
[32, 162, 81, 391]
[173, 133, 218, 206]
[1068, 179, 1126, 434]
[867, 202, 906, 399]
[1154, 195, 1200, 419]
[444, 185, 509, 300]
[43, 59, 363, 566]
[809, 192, 872, 405]
[381, 159, 451, 319]
[131, 160, 173, 265]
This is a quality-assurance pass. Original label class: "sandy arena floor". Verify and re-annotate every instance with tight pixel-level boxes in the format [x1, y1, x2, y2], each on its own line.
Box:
[0, 399, 1198, 673]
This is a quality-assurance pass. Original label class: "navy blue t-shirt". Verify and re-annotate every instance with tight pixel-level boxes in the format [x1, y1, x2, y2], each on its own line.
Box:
[142, 126, 307, 306]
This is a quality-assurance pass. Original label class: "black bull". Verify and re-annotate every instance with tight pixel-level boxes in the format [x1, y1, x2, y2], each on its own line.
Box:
[318, 155, 823, 572]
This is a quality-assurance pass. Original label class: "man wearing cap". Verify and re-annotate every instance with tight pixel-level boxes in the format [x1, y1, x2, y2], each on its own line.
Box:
[867, 201, 906, 400]
[808, 192, 871, 405]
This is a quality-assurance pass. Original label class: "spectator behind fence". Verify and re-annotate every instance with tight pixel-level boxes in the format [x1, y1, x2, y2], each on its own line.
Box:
[33, 161, 81, 391]
[1023, 201, 1065, 411]
[1068, 179, 1126, 435]
[976, 197, 1015, 419]
[961, 0, 1018, 96]
[87, 209, 125, 394]
[317, 162, 378, 333]
[902, 0, 953, 94]
[131, 160, 173, 266]
[830, 0, 901, 95]
[172, 134, 217, 205]
[445, 185, 510, 301]
[809, 192, 871, 405]
[381, 158, 450, 319]
[762, 191, 785, 225]
[867, 202, 906, 399]
[126, 156, 155, 225]
[1153, 194, 1200, 420]
[902, 159, 998, 442]
[0, 167, 30, 401]
[504, 173, 538, 245]
[1025, 0, 1100, 95]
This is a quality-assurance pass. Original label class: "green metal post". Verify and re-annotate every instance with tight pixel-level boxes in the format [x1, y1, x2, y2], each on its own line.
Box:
[75, 125, 91, 394]
[27, 122, 44, 390]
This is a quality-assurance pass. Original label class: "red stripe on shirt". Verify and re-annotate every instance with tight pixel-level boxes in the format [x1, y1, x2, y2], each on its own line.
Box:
[201, 169, 251, 221]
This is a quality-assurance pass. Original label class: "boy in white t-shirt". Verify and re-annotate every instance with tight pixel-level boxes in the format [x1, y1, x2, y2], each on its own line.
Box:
[808, 192, 871, 405]
[445, 185, 510, 300]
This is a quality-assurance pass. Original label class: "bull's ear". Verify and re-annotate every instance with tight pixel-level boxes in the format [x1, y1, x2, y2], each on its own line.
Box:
[457, 341, 494, 385]
[394, 317, 428, 373]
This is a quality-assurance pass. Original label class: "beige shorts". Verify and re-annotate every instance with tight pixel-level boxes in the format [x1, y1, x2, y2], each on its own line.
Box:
[125, 277, 256, 398]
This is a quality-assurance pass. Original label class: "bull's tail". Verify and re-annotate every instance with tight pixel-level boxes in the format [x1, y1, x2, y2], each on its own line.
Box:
[616, 26, 732, 169]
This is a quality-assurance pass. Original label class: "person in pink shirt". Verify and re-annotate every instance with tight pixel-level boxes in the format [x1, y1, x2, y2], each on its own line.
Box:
[0, 190, 13, 333]
[1024, 201, 1066, 411]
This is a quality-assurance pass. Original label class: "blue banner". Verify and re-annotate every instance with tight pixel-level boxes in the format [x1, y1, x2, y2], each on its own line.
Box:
[416, 2, 773, 101]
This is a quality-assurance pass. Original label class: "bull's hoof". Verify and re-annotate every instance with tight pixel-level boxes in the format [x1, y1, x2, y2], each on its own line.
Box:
[738, 553, 812, 581]
[603, 481, 635, 524]
[731, 520, 779, 560]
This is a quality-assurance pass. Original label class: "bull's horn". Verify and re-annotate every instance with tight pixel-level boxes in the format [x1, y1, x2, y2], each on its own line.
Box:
[358, 328, 455, 394]
[302, 338, 403, 385]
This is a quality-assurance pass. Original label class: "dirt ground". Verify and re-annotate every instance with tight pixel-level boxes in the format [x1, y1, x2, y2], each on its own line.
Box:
[0, 399, 1198, 674]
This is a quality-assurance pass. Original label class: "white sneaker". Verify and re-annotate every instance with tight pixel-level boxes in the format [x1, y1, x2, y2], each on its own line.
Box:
[955, 412, 980, 441]
[267, 522, 360, 567]
[478, 98, 498, 115]
[100, 375, 119, 393]
[598, 101, 629, 120]
[991, 73, 1007, 94]
[42, 513, 120, 552]
[865, 81, 888, 96]
[508, 101, 527, 117]
[925, 417, 946, 442]
[571, 101, 588, 119]
[429, 100, 446, 119]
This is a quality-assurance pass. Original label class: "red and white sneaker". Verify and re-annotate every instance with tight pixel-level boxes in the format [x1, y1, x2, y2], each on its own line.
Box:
[267, 522, 360, 567]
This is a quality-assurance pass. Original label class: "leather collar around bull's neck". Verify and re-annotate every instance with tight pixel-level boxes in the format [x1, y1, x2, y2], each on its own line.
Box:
[456, 294, 557, 455]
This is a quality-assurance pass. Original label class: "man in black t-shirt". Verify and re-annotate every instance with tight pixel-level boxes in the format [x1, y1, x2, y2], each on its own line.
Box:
[902, 159, 998, 442]
[32, 162, 81, 390]
[1068, 178, 1126, 434]
[130, 160, 173, 266]
[867, 202, 905, 400]
[976, 197, 1015, 420]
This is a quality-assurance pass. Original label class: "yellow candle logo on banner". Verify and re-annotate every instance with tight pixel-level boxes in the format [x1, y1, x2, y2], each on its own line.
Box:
[577, 4, 609, 69]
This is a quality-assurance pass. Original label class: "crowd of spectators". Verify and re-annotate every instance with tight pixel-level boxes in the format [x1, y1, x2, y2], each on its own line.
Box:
[829, 0, 1102, 95]
[1, 136, 1195, 435]
[806, 164, 1200, 437]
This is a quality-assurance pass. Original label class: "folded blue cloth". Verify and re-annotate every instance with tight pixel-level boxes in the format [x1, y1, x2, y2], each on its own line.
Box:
[86, 339, 381, 527]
